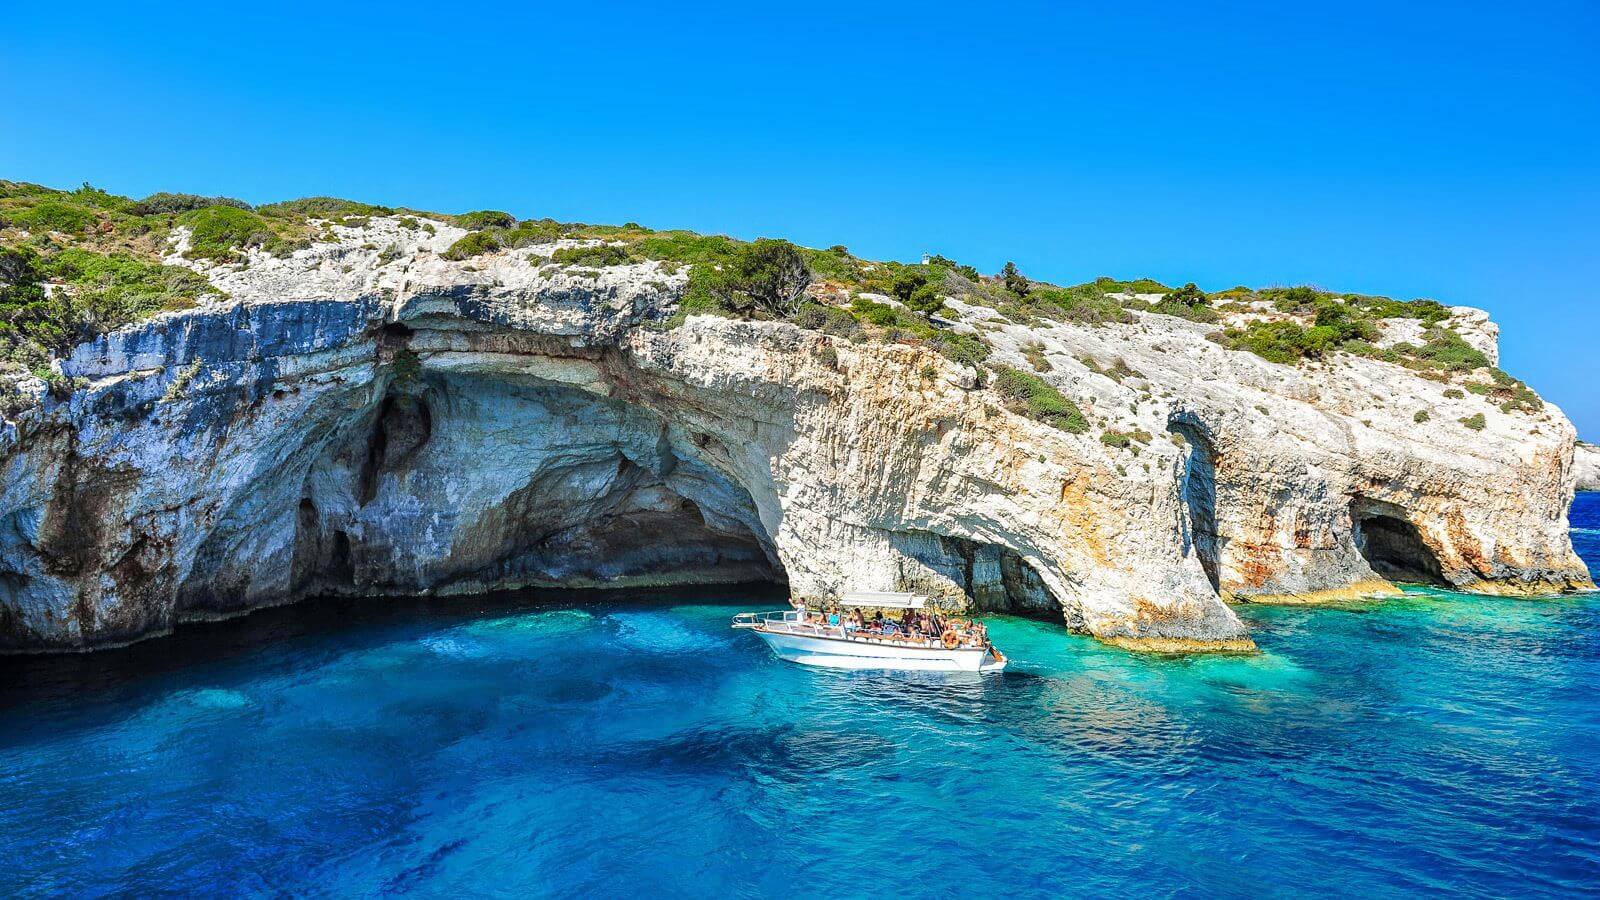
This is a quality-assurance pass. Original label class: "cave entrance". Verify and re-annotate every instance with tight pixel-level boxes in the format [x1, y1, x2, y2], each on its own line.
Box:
[273, 376, 789, 601]
[1351, 504, 1446, 586]
[889, 533, 1074, 627]
[1168, 421, 1220, 592]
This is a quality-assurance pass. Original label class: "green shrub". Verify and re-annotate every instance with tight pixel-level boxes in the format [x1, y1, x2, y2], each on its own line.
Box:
[1142, 297, 1220, 323]
[0, 245, 210, 376]
[932, 330, 990, 367]
[790, 301, 861, 338]
[443, 231, 502, 260]
[1025, 286, 1133, 325]
[160, 358, 204, 402]
[131, 192, 251, 215]
[257, 197, 393, 219]
[1023, 342, 1051, 372]
[180, 206, 280, 260]
[887, 267, 947, 315]
[1077, 276, 1172, 295]
[631, 232, 742, 268]
[1352, 296, 1451, 326]
[1443, 388, 1464, 399]
[0, 247, 67, 357]
[1163, 282, 1208, 308]
[551, 244, 634, 268]
[1100, 430, 1131, 448]
[42, 249, 215, 329]
[849, 296, 935, 337]
[799, 245, 866, 285]
[391, 347, 422, 384]
[1214, 320, 1322, 364]
[9, 201, 95, 234]
[500, 219, 561, 247]
[990, 365, 1087, 433]
[1414, 409, 1430, 423]
[455, 210, 517, 231]
[1460, 412, 1486, 431]
[1404, 328, 1489, 371]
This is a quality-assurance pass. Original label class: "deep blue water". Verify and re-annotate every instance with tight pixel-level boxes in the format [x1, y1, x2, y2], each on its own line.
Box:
[2, 496, 1598, 898]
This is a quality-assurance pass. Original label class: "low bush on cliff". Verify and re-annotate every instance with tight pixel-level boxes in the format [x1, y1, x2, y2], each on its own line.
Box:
[932, 330, 990, 367]
[551, 244, 634, 268]
[791, 302, 862, 338]
[1214, 301, 1394, 365]
[1212, 320, 1328, 364]
[257, 196, 394, 221]
[130, 192, 251, 216]
[443, 230, 502, 260]
[43, 249, 216, 328]
[1398, 328, 1489, 371]
[5, 201, 97, 235]
[1072, 276, 1172, 295]
[989, 364, 1088, 433]
[454, 210, 517, 231]
[0, 245, 64, 372]
[179, 206, 307, 260]
[0, 246, 217, 376]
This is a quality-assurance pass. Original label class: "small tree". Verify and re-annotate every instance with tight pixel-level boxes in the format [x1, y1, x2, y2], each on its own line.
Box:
[1164, 282, 1208, 308]
[891, 268, 928, 303]
[1002, 261, 1030, 297]
[725, 239, 811, 318]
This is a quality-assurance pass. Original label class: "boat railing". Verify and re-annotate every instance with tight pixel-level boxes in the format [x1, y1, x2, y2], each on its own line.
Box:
[733, 611, 993, 652]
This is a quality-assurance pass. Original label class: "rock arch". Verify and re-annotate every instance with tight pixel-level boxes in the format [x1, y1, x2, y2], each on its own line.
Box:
[1168, 416, 1222, 593]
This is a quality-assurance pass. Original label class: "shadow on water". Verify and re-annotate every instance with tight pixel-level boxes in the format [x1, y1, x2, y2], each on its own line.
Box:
[0, 581, 786, 710]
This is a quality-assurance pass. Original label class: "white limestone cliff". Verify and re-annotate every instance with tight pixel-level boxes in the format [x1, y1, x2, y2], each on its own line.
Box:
[1575, 442, 1600, 492]
[0, 218, 1588, 653]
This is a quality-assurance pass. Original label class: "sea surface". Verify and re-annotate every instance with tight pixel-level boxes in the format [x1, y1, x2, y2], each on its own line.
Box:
[2, 495, 1598, 898]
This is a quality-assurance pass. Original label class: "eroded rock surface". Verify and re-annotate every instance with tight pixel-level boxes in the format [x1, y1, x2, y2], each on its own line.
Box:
[0, 219, 1589, 653]
[1576, 442, 1600, 492]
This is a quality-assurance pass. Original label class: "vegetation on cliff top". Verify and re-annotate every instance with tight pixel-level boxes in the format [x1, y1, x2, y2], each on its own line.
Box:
[0, 178, 1527, 423]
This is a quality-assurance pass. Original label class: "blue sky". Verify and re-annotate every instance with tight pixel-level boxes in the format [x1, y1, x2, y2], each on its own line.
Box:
[3, 1, 1596, 435]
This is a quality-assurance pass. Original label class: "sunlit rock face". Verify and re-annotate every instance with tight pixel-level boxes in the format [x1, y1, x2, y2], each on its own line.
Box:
[1576, 442, 1600, 492]
[0, 219, 1588, 653]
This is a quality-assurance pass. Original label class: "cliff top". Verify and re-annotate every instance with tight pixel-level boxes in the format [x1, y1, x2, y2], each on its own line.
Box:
[0, 178, 1538, 426]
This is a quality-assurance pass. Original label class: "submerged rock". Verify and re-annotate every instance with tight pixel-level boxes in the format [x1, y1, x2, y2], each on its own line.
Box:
[0, 218, 1589, 654]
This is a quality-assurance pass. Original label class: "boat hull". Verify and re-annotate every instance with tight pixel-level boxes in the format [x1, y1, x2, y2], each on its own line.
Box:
[753, 629, 1005, 673]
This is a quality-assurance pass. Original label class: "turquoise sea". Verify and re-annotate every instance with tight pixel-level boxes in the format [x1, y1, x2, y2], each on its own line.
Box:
[2, 495, 1598, 897]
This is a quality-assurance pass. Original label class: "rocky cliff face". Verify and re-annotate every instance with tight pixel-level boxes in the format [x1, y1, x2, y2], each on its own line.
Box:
[1576, 442, 1600, 492]
[0, 217, 1589, 653]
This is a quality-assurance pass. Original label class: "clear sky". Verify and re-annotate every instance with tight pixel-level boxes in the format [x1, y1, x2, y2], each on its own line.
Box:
[3, 2, 1596, 435]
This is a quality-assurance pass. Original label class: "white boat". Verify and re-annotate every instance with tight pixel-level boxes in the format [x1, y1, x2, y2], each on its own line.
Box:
[732, 592, 1007, 673]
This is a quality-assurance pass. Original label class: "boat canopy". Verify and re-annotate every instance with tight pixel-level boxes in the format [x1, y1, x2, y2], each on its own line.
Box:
[838, 591, 927, 609]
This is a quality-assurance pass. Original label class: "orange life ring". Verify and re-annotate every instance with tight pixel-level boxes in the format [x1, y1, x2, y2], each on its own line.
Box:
[941, 629, 960, 650]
